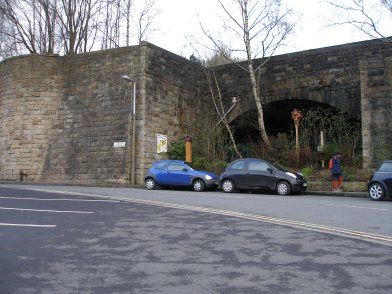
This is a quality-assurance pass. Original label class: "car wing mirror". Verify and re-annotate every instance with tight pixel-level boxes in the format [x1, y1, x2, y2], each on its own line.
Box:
[182, 168, 188, 172]
[267, 168, 273, 174]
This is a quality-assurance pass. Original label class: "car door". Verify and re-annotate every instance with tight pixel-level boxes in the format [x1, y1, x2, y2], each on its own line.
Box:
[154, 161, 170, 185]
[227, 160, 247, 188]
[379, 162, 392, 196]
[166, 161, 191, 185]
[244, 159, 272, 189]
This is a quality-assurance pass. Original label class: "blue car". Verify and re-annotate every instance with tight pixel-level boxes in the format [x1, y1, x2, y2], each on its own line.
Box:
[144, 160, 219, 192]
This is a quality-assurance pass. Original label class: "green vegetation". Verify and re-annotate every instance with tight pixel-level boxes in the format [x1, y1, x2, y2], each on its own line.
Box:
[167, 107, 369, 181]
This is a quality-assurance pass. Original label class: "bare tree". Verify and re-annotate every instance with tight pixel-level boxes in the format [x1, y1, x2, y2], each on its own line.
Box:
[199, 0, 295, 148]
[124, 0, 133, 46]
[134, 0, 158, 43]
[56, 0, 105, 54]
[0, 0, 58, 54]
[326, 0, 391, 41]
[188, 46, 243, 158]
[101, 0, 122, 49]
[205, 67, 242, 158]
[0, 0, 159, 58]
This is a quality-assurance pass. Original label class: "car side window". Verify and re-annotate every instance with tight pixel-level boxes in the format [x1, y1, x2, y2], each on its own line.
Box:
[379, 163, 392, 172]
[168, 162, 186, 171]
[154, 161, 167, 170]
[248, 160, 269, 172]
[230, 161, 246, 171]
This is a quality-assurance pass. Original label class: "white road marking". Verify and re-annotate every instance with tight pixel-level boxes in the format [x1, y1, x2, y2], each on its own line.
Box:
[156, 191, 245, 199]
[113, 198, 392, 245]
[36, 190, 392, 246]
[5, 187, 392, 246]
[0, 196, 119, 202]
[324, 203, 392, 212]
[0, 223, 56, 228]
[0, 207, 93, 214]
[299, 200, 392, 212]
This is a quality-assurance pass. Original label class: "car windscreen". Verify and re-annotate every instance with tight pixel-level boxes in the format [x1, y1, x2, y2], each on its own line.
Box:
[378, 162, 392, 172]
[184, 162, 196, 170]
[267, 161, 288, 172]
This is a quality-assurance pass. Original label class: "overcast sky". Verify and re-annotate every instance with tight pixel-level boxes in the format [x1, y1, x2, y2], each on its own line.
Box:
[149, 0, 385, 58]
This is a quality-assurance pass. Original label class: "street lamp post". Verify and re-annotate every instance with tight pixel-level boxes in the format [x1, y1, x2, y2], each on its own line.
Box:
[122, 75, 136, 185]
[291, 109, 302, 167]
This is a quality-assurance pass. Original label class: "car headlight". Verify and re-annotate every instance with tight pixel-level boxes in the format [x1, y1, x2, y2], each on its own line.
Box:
[205, 175, 212, 180]
[286, 172, 297, 179]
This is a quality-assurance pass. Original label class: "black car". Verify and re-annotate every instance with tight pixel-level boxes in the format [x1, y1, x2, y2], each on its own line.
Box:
[368, 160, 392, 201]
[219, 158, 307, 195]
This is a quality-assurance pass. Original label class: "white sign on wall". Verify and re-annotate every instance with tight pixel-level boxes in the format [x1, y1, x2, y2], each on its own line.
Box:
[157, 134, 167, 153]
[113, 142, 126, 148]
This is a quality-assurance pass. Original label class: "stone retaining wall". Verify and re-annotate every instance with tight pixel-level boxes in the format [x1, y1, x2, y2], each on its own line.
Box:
[0, 43, 206, 185]
[308, 180, 367, 192]
[1, 39, 391, 185]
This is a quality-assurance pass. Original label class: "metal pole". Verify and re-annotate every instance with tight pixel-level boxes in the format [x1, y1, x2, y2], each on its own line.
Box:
[295, 122, 299, 167]
[131, 81, 136, 186]
[122, 75, 136, 185]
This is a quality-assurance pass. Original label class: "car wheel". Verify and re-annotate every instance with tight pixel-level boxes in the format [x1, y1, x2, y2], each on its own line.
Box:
[276, 181, 291, 196]
[222, 179, 235, 193]
[192, 179, 205, 192]
[145, 178, 156, 190]
[368, 183, 385, 201]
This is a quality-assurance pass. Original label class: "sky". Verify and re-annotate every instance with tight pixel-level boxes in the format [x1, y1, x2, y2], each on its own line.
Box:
[149, 0, 387, 59]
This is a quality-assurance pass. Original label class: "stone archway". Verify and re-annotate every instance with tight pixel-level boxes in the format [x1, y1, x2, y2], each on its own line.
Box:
[226, 98, 358, 138]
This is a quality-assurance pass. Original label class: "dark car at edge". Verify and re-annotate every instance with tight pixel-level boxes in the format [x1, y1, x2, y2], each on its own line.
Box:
[144, 160, 219, 192]
[219, 158, 307, 195]
[368, 160, 392, 201]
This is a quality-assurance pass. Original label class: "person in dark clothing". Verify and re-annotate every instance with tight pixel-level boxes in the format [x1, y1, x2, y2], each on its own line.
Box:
[331, 152, 343, 192]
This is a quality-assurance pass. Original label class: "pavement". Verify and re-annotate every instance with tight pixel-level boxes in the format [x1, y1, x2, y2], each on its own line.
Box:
[1, 181, 369, 198]
[307, 190, 368, 198]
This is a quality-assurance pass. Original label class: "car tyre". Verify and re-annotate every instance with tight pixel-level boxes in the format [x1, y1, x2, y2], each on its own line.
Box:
[276, 181, 291, 196]
[192, 179, 205, 192]
[145, 178, 156, 190]
[368, 183, 385, 201]
[222, 179, 235, 193]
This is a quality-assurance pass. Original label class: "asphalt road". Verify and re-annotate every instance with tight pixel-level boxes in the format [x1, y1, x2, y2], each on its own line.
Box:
[1, 184, 391, 293]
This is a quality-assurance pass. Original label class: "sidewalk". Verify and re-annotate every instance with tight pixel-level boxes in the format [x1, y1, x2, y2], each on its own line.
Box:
[1, 181, 369, 198]
[306, 190, 368, 198]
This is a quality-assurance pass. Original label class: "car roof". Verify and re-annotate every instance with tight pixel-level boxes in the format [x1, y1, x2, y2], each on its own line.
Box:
[231, 158, 266, 161]
[153, 159, 188, 165]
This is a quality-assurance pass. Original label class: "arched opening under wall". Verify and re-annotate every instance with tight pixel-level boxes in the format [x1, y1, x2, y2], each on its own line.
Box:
[226, 99, 362, 167]
[231, 99, 360, 141]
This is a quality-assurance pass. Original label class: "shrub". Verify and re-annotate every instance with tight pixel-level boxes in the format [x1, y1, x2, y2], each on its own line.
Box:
[301, 167, 314, 177]
[346, 174, 356, 181]
[193, 156, 212, 171]
[167, 138, 185, 160]
[213, 161, 228, 175]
